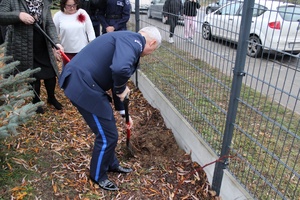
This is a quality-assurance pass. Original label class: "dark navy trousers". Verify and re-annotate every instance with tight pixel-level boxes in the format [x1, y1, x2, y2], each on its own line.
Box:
[72, 101, 120, 182]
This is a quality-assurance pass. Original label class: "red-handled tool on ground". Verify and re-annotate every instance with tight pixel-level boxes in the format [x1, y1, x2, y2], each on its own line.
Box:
[34, 23, 70, 63]
[123, 95, 134, 156]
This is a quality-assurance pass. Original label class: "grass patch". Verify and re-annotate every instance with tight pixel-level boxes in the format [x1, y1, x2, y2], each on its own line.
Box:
[139, 41, 300, 199]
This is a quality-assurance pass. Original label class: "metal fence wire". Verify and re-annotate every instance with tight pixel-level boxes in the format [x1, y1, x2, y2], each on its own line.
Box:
[129, 0, 300, 199]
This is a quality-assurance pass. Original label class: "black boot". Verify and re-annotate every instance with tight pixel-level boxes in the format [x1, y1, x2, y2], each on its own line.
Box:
[47, 98, 62, 110]
[44, 78, 63, 110]
[36, 106, 44, 114]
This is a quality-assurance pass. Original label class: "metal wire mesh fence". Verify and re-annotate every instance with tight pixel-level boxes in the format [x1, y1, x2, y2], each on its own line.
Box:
[128, 0, 300, 199]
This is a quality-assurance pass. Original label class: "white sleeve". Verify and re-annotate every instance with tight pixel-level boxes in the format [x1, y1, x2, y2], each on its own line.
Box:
[52, 11, 61, 36]
[83, 10, 96, 42]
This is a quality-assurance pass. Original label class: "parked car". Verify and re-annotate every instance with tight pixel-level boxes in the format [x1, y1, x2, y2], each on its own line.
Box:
[202, 0, 300, 57]
[206, 0, 236, 14]
[130, 0, 152, 14]
[147, 0, 184, 24]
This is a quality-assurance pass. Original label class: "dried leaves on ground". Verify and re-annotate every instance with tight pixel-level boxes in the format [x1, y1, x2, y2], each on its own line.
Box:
[0, 81, 218, 200]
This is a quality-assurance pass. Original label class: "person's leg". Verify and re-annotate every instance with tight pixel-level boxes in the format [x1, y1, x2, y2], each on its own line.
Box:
[44, 77, 62, 110]
[190, 16, 197, 39]
[184, 16, 189, 39]
[31, 79, 44, 113]
[73, 102, 120, 190]
[169, 16, 176, 38]
[93, 24, 100, 37]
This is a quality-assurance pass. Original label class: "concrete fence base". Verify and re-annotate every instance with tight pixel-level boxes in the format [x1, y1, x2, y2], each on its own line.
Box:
[131, 71, 253, 200]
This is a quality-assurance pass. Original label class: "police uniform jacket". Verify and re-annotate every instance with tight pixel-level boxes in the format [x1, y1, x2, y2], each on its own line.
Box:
[99, 0, 131, 33]
[59, 31, 145, 119]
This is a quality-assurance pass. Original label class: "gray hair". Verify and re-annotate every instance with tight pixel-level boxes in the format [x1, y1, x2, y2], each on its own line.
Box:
[139, 26, 162, 48]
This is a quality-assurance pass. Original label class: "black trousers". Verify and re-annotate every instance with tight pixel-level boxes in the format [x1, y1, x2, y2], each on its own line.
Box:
[72, 101, 120, 182]
[169, 16, 179, 38]
[31, 77, 57, 103]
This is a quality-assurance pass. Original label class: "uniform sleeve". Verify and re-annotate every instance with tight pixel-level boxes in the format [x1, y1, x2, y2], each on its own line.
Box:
[110, 36, 141, 95]
[98, 2, 109, 29]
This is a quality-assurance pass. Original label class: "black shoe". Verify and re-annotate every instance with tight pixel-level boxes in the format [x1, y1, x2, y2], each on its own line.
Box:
[108, 166, 133, 173]
[47, 98, 62, 110]
[36, 106, 44, 114]
[98, 179, 119, 191]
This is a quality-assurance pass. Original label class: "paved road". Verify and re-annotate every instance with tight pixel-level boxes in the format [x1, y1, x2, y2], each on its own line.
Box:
[131, 11, 300, 114]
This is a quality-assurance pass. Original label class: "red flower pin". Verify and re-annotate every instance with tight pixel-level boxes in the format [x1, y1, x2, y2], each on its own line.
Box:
[77, 13, 86, 23]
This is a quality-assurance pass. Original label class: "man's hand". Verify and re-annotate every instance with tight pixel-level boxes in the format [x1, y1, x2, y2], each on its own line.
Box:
[126, 115, 133, 129]
[106, 26, 115, 32]
[117, 86, 130, 102]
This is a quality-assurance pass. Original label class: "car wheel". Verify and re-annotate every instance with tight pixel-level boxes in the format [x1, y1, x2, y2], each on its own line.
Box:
[147, 9, 152, 18]
[202, 23, 212, 40]
[247, 35, 262, 57]
[206, 7, 213, 14]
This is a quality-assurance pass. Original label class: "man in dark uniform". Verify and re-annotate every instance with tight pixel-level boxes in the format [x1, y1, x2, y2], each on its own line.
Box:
[80, 0, 106, 37]
[98, 0, 131, 34]
[58, 26, 161, 191]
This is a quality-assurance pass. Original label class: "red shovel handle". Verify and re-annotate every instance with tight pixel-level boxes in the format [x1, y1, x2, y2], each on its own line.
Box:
[59, 49, 70, 63]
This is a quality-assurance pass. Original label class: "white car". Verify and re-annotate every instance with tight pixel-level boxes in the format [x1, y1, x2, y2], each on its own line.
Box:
[131, 0, 151, 14]
[202, 0, 300, 57]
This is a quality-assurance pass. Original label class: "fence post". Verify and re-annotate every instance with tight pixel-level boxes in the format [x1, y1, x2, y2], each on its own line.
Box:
[211, 0, 255, 195]
[134, 0, 140, 88]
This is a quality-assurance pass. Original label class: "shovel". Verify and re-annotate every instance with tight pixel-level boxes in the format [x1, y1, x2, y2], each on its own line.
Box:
[123, 95, 134, 156]
[33, 23, 70, 63]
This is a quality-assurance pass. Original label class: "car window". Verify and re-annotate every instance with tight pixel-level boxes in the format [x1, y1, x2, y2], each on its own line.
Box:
[278, 5, 300, 22]
[219, 2, 243, 15]
[251, 4, 267, 17]
[235, 3, 267, 17]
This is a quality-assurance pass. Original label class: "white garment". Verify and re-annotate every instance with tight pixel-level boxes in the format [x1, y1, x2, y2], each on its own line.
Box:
[53, 9, 96, 53]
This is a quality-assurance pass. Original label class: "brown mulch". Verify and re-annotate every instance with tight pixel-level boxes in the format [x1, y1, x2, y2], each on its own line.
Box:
[0, 80, 219, 199]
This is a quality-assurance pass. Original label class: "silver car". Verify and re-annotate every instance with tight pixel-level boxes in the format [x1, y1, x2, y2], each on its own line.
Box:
[147, 0, 184, 24]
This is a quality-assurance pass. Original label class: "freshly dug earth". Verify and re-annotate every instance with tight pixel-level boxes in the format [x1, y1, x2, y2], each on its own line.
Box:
[0, 81, 218, 199]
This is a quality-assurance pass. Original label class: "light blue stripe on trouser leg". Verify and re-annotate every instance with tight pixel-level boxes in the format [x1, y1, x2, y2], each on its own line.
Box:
[93, 114, 107, 182]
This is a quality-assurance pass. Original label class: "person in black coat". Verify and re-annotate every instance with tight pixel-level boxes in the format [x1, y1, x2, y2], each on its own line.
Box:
[183, 0, 200, 42]
[163, 0, 183, 44]
[0, 0, 64, 114]
[59, 26, 161, 191]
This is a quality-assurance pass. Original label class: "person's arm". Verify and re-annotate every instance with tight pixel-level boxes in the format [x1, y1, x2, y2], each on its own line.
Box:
[111, 35, 141, 98]
[196, 1, 201, 9]
[112, 0, 131, 31]
[0, 0, 22, 25]
[52, 11, 61, 36]
[83, 10, 96, 41]
[98, 5, 109, 30]
[163, 0, 169, 16]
